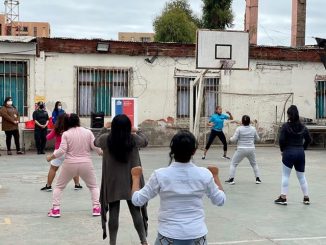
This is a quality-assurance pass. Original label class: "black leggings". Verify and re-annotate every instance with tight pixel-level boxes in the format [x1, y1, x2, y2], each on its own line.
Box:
[108, 200, 147, 245]
[205, 130, 227, 152]
[5, 130, 20, 151]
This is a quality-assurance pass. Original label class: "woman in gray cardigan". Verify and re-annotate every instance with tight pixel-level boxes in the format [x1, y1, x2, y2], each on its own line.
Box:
[94, 114, 148, 245]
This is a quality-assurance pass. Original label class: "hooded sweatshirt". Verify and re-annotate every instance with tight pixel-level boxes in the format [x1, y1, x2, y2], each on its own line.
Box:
[279, 122, 311, 152]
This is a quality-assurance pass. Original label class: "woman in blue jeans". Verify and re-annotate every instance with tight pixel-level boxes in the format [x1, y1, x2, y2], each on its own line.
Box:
[131, 130, 226, 245]
[274, 105, 311, 205]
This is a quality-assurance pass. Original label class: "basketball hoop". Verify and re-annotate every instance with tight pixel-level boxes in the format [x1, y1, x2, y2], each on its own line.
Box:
[220, 60, 236, 75]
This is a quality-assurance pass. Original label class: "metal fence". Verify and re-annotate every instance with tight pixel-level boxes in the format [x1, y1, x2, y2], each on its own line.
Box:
[76, 67, 130, 116]
[0, 59, 28, 117]
[176, 76, 219, 119]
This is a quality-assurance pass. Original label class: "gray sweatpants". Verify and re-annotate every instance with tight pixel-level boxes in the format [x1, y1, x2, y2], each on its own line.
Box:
[229, 148, 260, 178]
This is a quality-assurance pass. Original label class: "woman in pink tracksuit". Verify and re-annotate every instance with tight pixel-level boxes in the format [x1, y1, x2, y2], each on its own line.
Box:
[46, 113, 102, 218]
[40, 113, 82, 192]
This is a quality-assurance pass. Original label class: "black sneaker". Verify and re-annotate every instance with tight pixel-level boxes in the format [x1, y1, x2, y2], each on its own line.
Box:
[225, 178, 235, 185]
[274, 196, 287, 205]
[40, 184, 52, 192]
[202, 155, 206, 160]
[303, 196, 310, 205]
[74, 184, 83, 190]
[256, 177, 262, 184]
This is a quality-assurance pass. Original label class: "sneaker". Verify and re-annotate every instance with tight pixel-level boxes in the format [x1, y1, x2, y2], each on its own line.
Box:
[74, 184, 83, 190]
[7, 151, 12, 155]
[222, 155, 230, 160]
[303, 196, 310, 205]
[202, 155, 206, 160]
[40, 184, 52, 192]
[274, 196, 287, 205]
[17, 151, 24, 155]
[92, 206, 101, 216]
[256, 177, 262, 184]
[48, 208, 60, 218]
[225, 178, 235, 185]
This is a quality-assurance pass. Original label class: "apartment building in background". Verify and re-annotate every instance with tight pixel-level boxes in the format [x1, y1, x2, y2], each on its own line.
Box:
[0, 14, 50, 37]
[118, 32, 154, 42]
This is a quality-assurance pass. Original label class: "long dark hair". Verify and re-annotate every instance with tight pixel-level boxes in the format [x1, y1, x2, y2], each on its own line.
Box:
[287, 105, 300, 123]
[169, 130, 198, 163]
[63, 113, 80, 131]
[107, 114, 135, 162]
[54, 101, 61, 112]
[287, 105, 304, 132]
[54, 113, 67, 135]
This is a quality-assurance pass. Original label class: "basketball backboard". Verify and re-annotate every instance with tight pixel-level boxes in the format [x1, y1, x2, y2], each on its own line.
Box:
[196, 30, 249, 70]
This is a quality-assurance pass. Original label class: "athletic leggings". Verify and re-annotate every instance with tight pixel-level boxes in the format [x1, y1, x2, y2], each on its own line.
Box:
[108, 200, 147, 245]
[5, 129, 20, 151]
[229, 148, 260, 178]
[205, 130, 227, 152]
[281, 148, 308, 196]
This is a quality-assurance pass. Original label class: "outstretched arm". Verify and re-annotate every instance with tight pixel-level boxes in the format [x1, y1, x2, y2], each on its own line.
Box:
[226, 111, 233, 120]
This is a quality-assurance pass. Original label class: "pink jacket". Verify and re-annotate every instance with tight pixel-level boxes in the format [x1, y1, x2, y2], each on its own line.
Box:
[54, 127, 101, 164]
[46, 129, 62, 150]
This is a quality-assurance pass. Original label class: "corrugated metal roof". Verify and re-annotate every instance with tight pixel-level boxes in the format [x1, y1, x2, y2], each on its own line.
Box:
[0, 36, 36, 43]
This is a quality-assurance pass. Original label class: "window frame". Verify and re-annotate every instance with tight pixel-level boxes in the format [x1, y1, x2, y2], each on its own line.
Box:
[76, 66, 131, 117]
[175, 75, 219, 119]
[0, 59, 28, 117]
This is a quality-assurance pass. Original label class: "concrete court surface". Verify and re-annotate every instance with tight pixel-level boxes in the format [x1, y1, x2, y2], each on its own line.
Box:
[0, 146, 326, 245]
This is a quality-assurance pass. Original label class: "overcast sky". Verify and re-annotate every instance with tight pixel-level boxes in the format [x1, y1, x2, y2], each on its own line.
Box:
[12, 0, 326, 46]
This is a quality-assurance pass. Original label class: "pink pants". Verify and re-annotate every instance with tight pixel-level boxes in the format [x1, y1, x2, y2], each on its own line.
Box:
[52, 161, 100, 208]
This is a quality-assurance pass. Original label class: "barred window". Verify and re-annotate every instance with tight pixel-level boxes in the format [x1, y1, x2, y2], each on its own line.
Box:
[0, 60, 28, 116]
[176, 77, 219, 118]
[316, 80, 326, 118]
[77, 67, 130, 116]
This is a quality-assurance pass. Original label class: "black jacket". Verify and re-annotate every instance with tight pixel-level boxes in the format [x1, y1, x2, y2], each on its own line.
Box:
[279, 122, 311, 152]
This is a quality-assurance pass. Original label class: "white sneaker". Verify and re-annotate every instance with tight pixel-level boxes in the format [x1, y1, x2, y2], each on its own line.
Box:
[222, 156, 230, 160]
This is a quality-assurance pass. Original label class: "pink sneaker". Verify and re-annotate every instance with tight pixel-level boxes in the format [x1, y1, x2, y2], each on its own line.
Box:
[48, 208, 60, 218]
[92, 206, 101, 216]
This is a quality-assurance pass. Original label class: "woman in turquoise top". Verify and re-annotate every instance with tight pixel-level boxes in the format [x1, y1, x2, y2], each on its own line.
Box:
[202, 106, 233, 160]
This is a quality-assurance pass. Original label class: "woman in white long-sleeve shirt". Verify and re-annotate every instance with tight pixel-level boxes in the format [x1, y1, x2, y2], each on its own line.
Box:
[225, 115, 261, 185]
[131, 130, 226, 245]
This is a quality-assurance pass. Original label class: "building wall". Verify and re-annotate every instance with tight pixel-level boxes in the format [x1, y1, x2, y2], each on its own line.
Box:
[0, 14, 50, 37]
[30, 51, 325, 146]
[1, 41, 325, 149]
[118, 32, 154, 42]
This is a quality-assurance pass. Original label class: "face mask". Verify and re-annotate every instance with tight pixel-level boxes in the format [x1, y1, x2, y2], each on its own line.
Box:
[7, 101, 13, 106]
[58, 106, 62, 110]
[39, 105, 44, 109]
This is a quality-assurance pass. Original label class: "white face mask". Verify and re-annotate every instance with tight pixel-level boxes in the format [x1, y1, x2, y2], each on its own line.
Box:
[58, 106, 62, 110]
[7, 101, 13, 106]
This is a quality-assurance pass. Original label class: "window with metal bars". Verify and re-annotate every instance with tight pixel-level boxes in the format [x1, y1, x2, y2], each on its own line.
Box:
[0, 60, 28, 117]
[176, 77, 219, 118]
[316, 80, 326, 118]
[77, 67, 130, 116]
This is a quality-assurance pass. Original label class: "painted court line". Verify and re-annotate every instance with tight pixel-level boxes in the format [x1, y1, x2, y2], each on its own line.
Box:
[209, 236, 326, 244]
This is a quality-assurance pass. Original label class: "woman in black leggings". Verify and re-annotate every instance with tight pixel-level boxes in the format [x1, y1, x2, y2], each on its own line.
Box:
[202, 106, 233, 160]
[95, 115, 148, 245]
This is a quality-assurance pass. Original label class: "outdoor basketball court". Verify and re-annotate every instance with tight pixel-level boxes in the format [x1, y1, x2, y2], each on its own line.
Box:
[1, 146, 326, 245]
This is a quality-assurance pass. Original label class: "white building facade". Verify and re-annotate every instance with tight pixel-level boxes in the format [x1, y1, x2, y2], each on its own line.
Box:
[0, 38, 325, 149]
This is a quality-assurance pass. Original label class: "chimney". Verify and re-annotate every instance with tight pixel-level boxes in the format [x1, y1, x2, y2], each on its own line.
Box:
[291, 0, 306, 47]
[245, 0, 259, 45]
